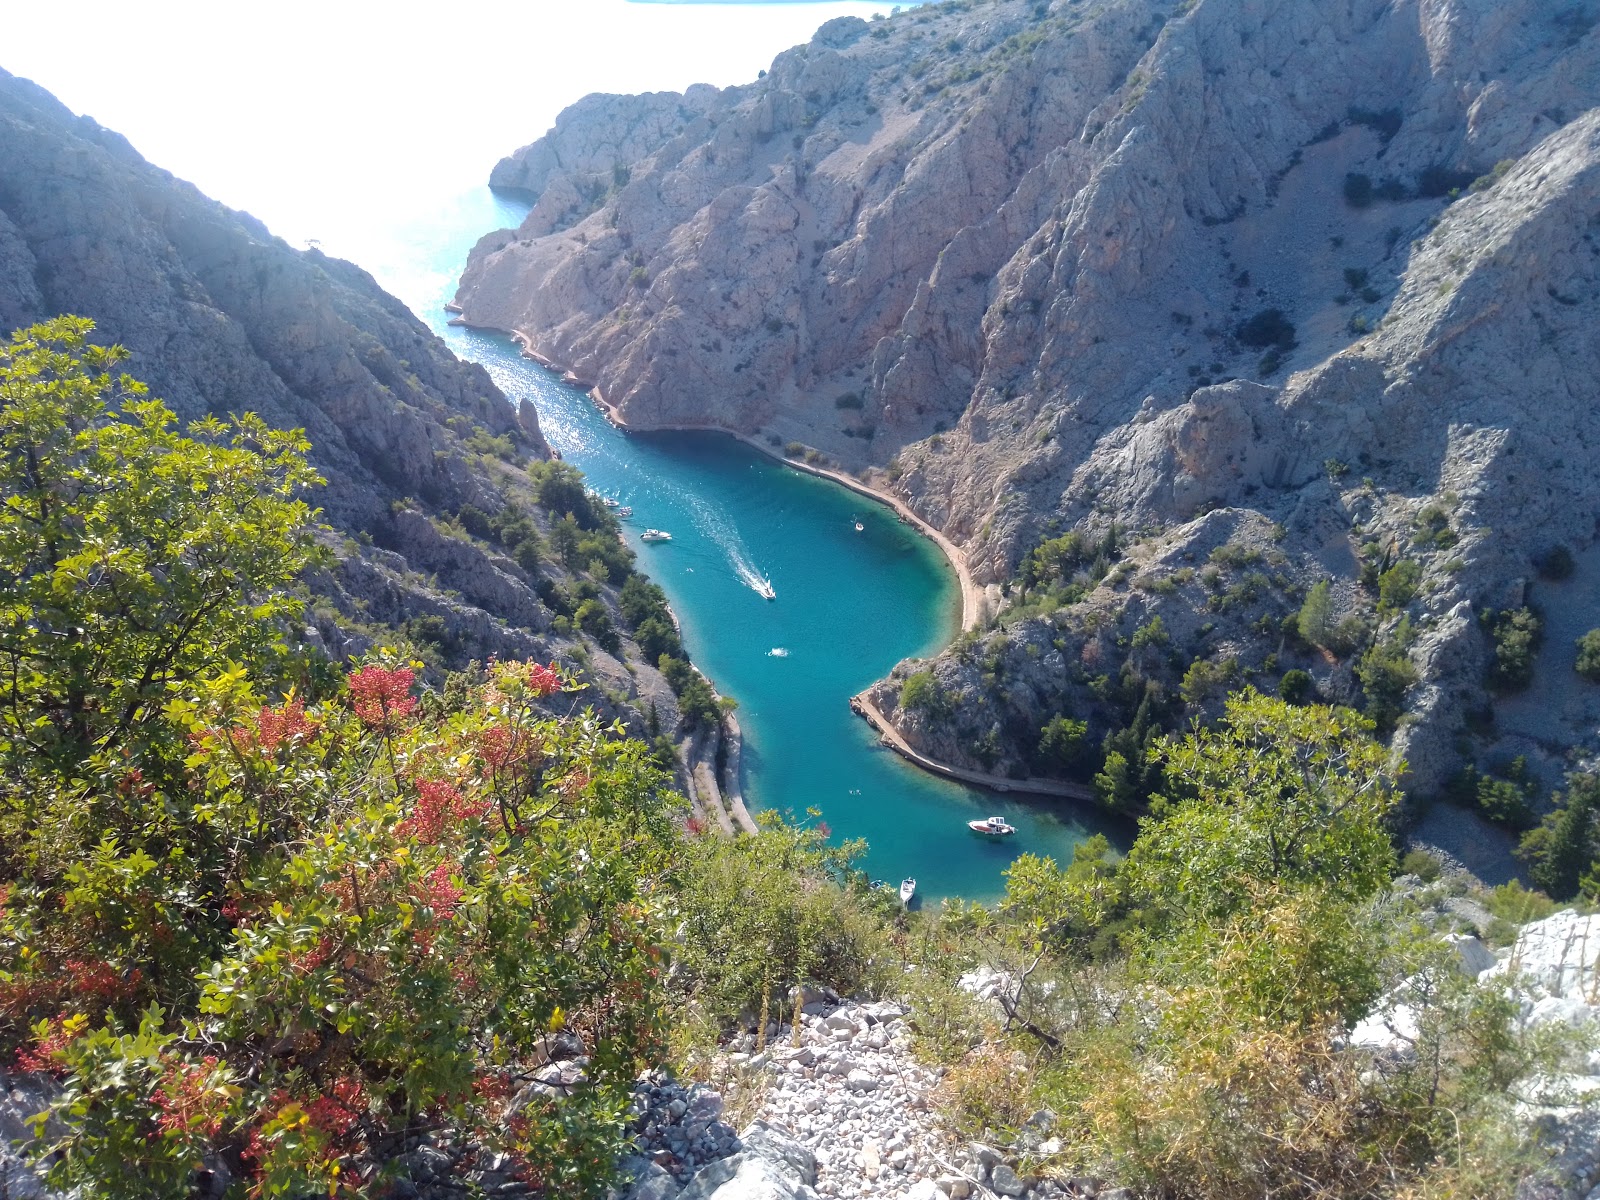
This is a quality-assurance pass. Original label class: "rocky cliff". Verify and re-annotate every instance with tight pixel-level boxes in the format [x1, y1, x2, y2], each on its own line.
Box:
[456, 0, 1600, 811]
[0, 68, 684, 739]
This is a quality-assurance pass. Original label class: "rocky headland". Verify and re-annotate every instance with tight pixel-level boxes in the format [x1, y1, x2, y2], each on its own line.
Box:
[454, 0, 1600, 842]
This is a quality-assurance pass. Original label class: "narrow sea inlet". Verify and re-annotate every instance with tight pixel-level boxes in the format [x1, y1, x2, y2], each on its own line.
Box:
[391, 191, 1121, 900]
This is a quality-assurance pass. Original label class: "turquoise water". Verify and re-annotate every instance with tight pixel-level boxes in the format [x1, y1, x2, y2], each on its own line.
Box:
[374, 189, 1125, 901]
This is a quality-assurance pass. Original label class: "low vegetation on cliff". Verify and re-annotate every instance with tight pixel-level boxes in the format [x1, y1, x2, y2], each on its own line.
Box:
[2, 319, 1592, 1200]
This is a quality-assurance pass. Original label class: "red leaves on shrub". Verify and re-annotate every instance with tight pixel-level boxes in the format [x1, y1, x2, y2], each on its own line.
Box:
[15, 1014, 76, 1073]
[154, 1056, 227, 1138]
[250, 699, 315, 755]
[348, 666, 416, 730]
[526, 662, 563, 697]
[400, 780, 488, 844]
[415, 863, 462, 922]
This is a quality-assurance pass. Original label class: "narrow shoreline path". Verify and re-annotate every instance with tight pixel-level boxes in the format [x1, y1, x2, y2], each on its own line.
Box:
[850, 691, 1098, 802]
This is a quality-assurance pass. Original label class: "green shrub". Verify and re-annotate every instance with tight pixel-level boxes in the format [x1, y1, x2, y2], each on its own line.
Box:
[1578, 629, 1600, 681]
[1236, 308, 1297, 351]
[899, 670, 946, 715]
[1486, 607, 1541, 692]
[1378, 559, 1422, 611]
[1356, 619, 1418, 732]
[1038, 715, 1088, 774]
[1398, 848, 1443, 883]
[1518, 773, 1600, 900]
[1278, 669, 1313, 705]
[671, 816, 886, 1025]
[1296, 580, 1335, 648]
[1181, 657, 1237, 706]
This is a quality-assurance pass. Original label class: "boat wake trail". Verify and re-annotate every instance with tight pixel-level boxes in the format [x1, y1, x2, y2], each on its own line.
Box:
[678, 488, 774, 599]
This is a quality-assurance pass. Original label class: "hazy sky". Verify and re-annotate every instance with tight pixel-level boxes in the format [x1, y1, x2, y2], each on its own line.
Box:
[2, 1, 897, 247]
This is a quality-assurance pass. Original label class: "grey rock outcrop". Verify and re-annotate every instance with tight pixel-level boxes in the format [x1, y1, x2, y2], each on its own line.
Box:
[458, 0, 1600, 803]
[0, 68, 690, 742]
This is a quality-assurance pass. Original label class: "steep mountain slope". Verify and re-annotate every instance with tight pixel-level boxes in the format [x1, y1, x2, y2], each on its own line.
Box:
[455, 0, 1600, 810]
[0, 68, 687, 739]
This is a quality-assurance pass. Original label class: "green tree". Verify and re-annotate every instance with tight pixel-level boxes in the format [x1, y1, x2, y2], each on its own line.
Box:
[1128, 690, 1399, 922]
[0, 318, 322, 775]
[1486, 607, 1541, 692]
[1518, 773, 1600, 900]
[1355, 618, 1418, 731]
[1037, 714, 1087, 774]
[1575, 629, 1600, 682]
[1377, 559, 1422, 611]
[1296, 580, 1334, 648]
[1278, 669, 1313, 704]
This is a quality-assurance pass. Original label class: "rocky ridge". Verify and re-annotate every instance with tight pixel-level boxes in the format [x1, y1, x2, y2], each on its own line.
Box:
[455, 0, 1600, 814]
[0, 68, 690, 742]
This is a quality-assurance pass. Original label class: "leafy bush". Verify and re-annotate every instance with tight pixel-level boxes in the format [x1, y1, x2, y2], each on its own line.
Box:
[1486, 607, 1542, 692]
[1398, 848, 1442, 883]
[1577, 629, 1600, 681]
[0, 317, 322, 772]
[1377, 559, 1422, 611]
[1037, 715, 1088, 774]
[671, 815, 886, 1025]
[1235, 308, 1297, 351]
[1518, 772, 1600, 900]
[1357, 619, 1419, 731]
[1131, 692, 1399, 921]
[0, 321, 686, 1197]
[899, 670, 947, 717]
[1181, 657, 1237, 706]
[1450, 760, 1539, 831]
[1296, 579, 1335, 648]
[1278, 668, 1313, 704]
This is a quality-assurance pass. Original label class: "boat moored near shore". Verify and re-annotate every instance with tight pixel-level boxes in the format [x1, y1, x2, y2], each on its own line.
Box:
[968, 815, 1017, 837]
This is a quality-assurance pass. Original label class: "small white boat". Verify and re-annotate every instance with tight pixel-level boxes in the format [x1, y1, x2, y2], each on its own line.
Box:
[854, 520, 864, 532]
[755, 578, 776, 600]
[617, 506, 633, 518]
[968, 815, 1016, 837]
[602, 497, 620, 508]
[899, 878, 917, 906]
[640, 529, 672, 543]
[767, 648, 789, 658]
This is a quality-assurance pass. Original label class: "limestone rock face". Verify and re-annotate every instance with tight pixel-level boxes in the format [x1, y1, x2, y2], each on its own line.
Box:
[0, 69, 685, 742]
[459, 0, 1600, 797]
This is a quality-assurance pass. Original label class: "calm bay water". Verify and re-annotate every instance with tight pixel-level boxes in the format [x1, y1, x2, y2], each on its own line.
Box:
[383, 191, 1123, 900]
[6, 0, 1123, 898]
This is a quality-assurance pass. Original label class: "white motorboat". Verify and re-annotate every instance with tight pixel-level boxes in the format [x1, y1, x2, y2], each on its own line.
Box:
[899, 878, 917, 906]
[617, 506, 633, 518]
[640, 529, 672, 543]
[854, 520, 864, 532]
[755, 578, 776, 600]
[602, 497, 620, 508]
[967, 815, 1016, 837]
